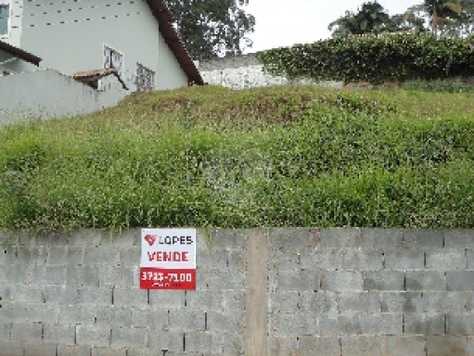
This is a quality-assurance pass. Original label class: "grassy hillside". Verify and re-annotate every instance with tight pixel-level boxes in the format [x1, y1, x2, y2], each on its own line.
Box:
[0, 85, 473, 230]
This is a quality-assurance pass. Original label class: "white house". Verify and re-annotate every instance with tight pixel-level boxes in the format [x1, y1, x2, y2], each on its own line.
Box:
[0, 0, 203, 91]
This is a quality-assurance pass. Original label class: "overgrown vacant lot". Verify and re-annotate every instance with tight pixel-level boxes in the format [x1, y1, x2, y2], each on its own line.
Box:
[0, 85, 473, 230]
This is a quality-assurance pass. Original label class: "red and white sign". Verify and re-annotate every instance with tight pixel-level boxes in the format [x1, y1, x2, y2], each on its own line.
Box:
[140, 228, 197, 290]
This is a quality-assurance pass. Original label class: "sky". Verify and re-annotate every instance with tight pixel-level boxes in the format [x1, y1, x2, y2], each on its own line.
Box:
[245, 0, 420, 52]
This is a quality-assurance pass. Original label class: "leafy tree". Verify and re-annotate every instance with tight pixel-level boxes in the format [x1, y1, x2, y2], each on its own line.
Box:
[166, 0, 255, 60]
[419, 0, 463, 35]
[329, 2, 395, 37]
[391, 7, 427, 33]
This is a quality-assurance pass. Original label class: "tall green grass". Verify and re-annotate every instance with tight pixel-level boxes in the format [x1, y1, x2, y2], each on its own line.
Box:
[0, 86, 472, 230]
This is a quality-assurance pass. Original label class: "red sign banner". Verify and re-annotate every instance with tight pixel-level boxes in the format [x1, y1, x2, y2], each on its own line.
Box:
[140, 229, 197, 290]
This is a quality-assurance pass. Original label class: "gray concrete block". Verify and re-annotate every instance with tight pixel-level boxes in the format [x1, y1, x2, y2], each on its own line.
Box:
[405, 313, 445, 336]
[94, 306, 132, 327]
[302, 291, 338, 317]
[56, 305, 96, 325]
[76, 324, 111, 347]
[149, 291, 185, 309]
[43, 323, 75, 344]
[275, 269, 320, 290]
[147, 330, 181, 350]
[0, 245, 19, 267]
[466, 250, 474, 270]
[111, 229, 141, 249]
[124, 348, 149, 356]
[319, 317, 339, 337]
[66, 265, 100, 288]
[57, 345, 91, 356]
[111, 326, 148, 348]
[445, 230, 474, 249]
[10, 322, 43, 343]
[385, 248, 424, 271]
[130, 308, 166, 329]
[340, 249, 384, 271]
[3, 262, 34, 285]
[203, 228, 249, 251]
[269, 336, 298, 356]
[426, 249, 466, 271]
[207, 310, 241, 333]
[423, 292, 473, 313]
[42, 286, 112, 305]
[169, 310, 207, 331]
[337, 313, 402, 336]
[403, 230, 445, 249]
[0, 285, 43, 304]
[113, 288, 147, 306]
[380, 292, 423, 313]
[341, 336, 384, 356]
[1, 303, 59, 324]
[24, 343, 57, 356]
[46, 246, 69, 265]
[197, 267, 245, 290]
[359, 229, 404, 249]
[41, 286, 79, 305]
[0, 323, 11, 341]
[299, 336, 340, 356]
[0, 341, 24, 356]
[186, 290, 223, 311]
[337, 292, 380, 314]
[99, 265, 135, 289]
[320, 228, 361, 248]
[91, 347, 127, 356]
[383, 336, 426, 356]
[363, 271, 404, 291]
[426, 336, 469, 356]
[447, 313, 474, 336]
[271, 311, 319, 337]
[321, 272, 363, 292]
[184, 331, 219, 354]
[271, 291, 301, 314]
[447, 272, 474, 291]
[118, 247, 140, 267]
[84, 246, 120, 266]
[300, 249, 342, 271]
[406, 272, 447, 291]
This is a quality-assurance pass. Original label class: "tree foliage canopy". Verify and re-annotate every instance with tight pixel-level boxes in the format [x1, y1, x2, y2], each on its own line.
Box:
[329, 0, 474, 38]
[166, 0, 255, 60]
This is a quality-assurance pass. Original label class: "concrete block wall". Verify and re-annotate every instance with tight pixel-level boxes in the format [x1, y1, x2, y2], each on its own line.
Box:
[1, 228, 474, 356]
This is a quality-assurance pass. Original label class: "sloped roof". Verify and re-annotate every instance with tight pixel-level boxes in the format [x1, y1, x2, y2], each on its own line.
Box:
[0, 39, 41, 66]
[146, 0, 204, 85]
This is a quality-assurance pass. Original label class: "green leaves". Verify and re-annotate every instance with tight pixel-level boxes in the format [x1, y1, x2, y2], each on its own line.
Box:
[257, 33, 474, 84]
[0, 86, 473, 230]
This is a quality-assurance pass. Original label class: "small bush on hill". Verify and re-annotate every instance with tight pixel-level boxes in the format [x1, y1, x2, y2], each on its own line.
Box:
[0, 86, 473, 230]
[257, 33, 474, 84]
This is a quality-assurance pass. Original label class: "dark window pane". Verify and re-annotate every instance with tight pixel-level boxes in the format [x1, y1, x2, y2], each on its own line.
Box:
[0, 5, 9, 35]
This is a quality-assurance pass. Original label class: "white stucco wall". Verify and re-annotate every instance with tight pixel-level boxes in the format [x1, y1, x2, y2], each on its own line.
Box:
[0, 48, 37, 74]
[0, 69, 128, 125]
[156, 33, 188, 90]
[199, 54, 343, 90]
[18, 0, 188, 91]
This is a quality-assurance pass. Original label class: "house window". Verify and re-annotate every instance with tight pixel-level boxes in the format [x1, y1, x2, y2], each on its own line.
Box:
[103, 45, 123, 75]
[0, 0, 9, 36]
[136, 63, 155, 91]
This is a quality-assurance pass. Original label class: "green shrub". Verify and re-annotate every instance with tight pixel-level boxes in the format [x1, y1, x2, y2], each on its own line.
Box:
[257, 33, 474, 84]
[0, 86, 472, 230]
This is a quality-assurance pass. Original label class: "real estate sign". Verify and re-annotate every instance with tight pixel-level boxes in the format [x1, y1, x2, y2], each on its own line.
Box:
[140, 228, 197, 290]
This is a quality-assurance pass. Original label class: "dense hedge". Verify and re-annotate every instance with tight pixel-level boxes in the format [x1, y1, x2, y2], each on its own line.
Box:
[257, 33, 474, 84]
[0, 86, 473, 230]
